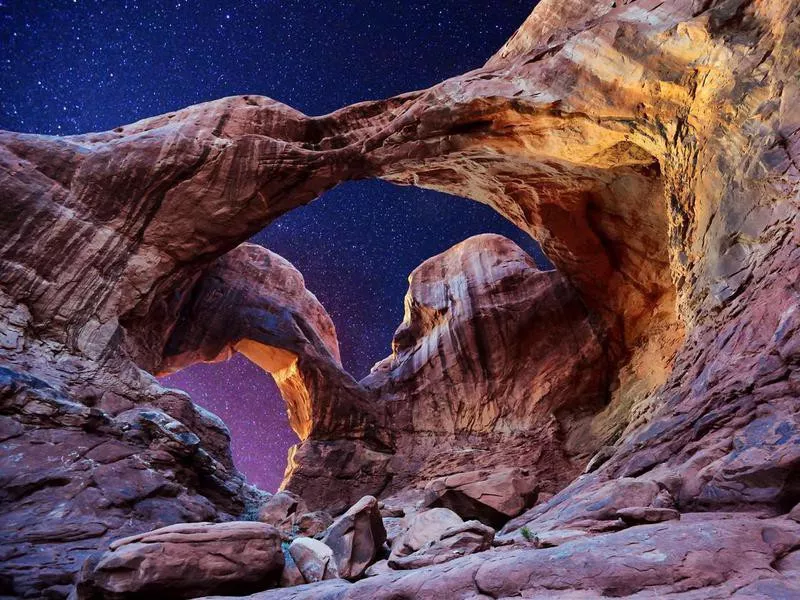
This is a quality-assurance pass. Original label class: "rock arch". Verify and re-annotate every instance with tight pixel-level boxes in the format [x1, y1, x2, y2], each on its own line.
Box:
[1, 0, 799, 595]
[2, 0, 790, 505]
[150, 243, 365, 443]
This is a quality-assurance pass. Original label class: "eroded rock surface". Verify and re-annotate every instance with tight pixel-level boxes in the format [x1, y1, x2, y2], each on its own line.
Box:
[287, 537, 339, 584]
[361, 234, 607, 497]
[74, 521, 283, 600]
[0, 368, 263, 598]
[1, 0, 799, 597]
[202, 515, 800, 599]
[388, 519, 495, 570]
[321, 495, 386, 580]
[389, 508, 465, 562]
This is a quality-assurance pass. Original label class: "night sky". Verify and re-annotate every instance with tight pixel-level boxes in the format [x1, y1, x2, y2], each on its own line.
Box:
[1, 0, 544, 491]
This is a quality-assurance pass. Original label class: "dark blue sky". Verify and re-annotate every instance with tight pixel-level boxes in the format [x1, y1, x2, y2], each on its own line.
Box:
[1, 0, 543, 490]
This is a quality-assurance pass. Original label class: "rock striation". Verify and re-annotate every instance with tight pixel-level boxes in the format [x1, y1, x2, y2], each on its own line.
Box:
[361, 234, 608, 499]
[0, 0, 799, 597]
[320, 495, 386, 580]
[74, 521, 284, 600]
[286, 537, 339, 584]
[0, 367, 265, 598]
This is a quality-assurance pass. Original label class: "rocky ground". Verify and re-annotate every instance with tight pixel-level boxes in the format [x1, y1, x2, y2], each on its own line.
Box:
[1, 0, 799, 597]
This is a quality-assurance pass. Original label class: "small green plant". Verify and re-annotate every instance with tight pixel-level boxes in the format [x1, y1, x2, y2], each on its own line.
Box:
[520, 526, 533, 542]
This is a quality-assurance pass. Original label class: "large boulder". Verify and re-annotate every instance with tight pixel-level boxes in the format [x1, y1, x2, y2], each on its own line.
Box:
[288, 537, 339, 583]
[321, 496, 386, 579]
[389, 507, 464, 561]
[75, 521, 283, 599]
[423, 468, 538, 527]
[296, 511, 333, 538]
[388, 520, 495, 570]
[258, 490, 305, 533]
[502, 478, 665, 535]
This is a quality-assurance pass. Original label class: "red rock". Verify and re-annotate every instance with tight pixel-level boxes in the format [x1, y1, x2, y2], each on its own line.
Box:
[363, 235, 607, 497]
[423, 467, 538, 527]
[278, 559, 305, 589]
[1, 0, 799, 597]
[790, 503, 800, 523]
[389, 508, 464, 561]
[295, 511, 333, 538]
[531, 528, 591, 548]
[154, 243, 377, 445]
[363, 559, 392, 578]
[257, 490, 304, 532]
[388, 520, 495, 570]
[198, 515, 800, 599]
[381, 516, 406, 548]
[615, 507, 680, 525]
[321, 496, 386, 579]
[74, 522, 283, 599]
[287, 537, 338, 583]
[0, 369, 250, 598]
[283, 439, 393, 515]
[378, 505, 404, 518]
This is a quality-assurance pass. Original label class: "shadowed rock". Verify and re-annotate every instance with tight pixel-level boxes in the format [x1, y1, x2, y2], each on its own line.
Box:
[389, 507, 465, 561]
[74, 522, 283, 600]
[388, 520, 495, 570]
[321, 496, 386, 579]
[287, 537, 339, 584]
[423, 467, 538, 528]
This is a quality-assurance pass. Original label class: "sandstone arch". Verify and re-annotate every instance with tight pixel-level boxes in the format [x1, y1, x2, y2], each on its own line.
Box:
[1, 0, 795, 499]
[150, 243, 365, 443]
[1, 0, 799, 596]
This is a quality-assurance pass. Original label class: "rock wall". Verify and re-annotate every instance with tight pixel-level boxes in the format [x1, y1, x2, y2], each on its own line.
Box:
[1, 0, 799, 597]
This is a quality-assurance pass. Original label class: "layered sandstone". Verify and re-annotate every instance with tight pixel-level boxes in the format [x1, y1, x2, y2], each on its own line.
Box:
[1, 0, 799, 597]
[361, 233, 607, 498]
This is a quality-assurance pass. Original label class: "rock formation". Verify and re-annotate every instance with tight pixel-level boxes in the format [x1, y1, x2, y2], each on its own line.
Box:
[74, 522, 284, 599]
[422, 467, 539, 528]
[321, 495, 386, 580]
[1, 0, 799, 597]
[286, 537, 339, 584]
[388, 508, 496, 570]
[361, 234, 608, 501]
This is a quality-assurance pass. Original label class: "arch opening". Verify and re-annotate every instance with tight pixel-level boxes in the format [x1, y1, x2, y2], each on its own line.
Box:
[155, 181, 555, 493]
[254, 180, 553, 379]
[159, 354, 296, 493]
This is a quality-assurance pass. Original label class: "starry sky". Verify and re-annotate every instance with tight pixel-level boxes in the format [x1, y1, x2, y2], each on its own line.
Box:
[1, 0, 545, 491]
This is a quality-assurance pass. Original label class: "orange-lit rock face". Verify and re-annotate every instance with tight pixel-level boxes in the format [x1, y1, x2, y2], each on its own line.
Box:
[150, 243, 359, 442]
[1, 0, 800, 597]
